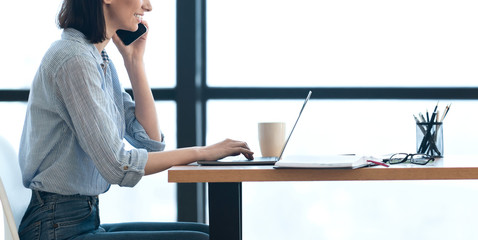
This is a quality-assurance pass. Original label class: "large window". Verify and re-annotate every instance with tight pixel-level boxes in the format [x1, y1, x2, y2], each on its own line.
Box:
[207, 100, 478, 156]
[206, 1, 478, 239]
[0, 0, 176, 89]
[4, 0, 478, 238]
[1, 1, 63, 89]
[207, 100, 478, 239]
[207, 0, 478, 87]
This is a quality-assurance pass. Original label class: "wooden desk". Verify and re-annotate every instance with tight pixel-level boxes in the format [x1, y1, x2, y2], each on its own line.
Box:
[168, 156, 478, 240]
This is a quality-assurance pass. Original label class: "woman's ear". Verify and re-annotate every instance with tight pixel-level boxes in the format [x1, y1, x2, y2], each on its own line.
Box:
[103, 0, 112, 4]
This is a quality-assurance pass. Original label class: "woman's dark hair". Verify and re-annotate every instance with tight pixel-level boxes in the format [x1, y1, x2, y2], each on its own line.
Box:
[57, 0, 106, 44]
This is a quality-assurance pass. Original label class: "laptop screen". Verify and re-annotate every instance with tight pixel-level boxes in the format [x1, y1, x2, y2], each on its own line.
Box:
[276, 90, 312, 160]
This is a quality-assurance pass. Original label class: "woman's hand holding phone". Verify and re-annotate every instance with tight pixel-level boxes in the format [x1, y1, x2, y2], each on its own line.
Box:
[113, 22, 149, 65]
[116, 22, 148, 46]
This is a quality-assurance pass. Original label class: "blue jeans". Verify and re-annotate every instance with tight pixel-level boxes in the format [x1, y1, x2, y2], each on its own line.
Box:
[18, 190, 209, 240]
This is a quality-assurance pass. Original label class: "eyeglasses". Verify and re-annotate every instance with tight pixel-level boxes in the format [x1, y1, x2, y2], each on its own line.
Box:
[383, 153, 434, 165]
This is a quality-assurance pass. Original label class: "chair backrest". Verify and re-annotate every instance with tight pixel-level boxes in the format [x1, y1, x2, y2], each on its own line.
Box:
[0, 136, 31, 240]
[1, 177, 19, 240]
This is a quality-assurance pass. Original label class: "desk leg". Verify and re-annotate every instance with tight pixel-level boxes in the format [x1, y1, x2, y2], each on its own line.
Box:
[208, 182, 242, 240]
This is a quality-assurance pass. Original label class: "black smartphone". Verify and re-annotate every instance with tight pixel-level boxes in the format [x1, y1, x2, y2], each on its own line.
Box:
[116, 23, 148, 46]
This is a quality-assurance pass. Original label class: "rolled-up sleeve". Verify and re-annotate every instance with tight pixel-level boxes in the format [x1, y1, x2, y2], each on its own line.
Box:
[118, 147, 148, 187]
[122, 91, 166, 152]
[55, 56, 147, 187]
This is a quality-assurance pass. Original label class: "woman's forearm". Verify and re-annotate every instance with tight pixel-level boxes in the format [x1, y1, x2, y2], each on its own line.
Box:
[144, 139, 255, 175]
[125, 60, 161, 142]
[144, 147, 201, 175]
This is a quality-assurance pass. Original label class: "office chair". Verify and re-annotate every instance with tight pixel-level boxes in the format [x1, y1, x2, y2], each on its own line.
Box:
[0, 136, 31, 240]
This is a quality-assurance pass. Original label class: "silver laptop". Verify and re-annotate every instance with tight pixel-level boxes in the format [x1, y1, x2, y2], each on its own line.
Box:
[197, 91, 312, 166]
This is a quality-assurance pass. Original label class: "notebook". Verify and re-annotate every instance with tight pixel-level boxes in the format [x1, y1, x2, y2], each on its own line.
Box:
[197, 91, 312, 166]
[273, 155, 374, 169]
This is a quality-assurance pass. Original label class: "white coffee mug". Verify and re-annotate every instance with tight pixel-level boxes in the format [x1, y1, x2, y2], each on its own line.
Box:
[258, 122, 286, 157]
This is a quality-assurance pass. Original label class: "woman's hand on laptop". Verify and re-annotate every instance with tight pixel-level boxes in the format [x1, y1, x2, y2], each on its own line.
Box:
[200, 139, 254, 161]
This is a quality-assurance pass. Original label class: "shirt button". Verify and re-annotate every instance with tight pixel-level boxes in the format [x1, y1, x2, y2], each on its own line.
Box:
[123, 166, 129, 170]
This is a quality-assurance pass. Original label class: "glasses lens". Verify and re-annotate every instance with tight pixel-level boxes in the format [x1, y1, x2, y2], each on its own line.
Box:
[389, 153, 408, 164]
[411, 154, 433, 164]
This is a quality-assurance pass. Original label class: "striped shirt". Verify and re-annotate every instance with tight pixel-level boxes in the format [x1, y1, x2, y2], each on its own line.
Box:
[19, 28, 165, 196]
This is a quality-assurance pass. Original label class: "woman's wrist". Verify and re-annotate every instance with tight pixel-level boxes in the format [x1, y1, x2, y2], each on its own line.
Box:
[195, 146, 206, 161]
[124, 59, 146, 83]
[124, 57, 144, 72]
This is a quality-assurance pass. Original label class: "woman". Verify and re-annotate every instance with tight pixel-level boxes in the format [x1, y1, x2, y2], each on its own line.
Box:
[18, 0, 254, 239]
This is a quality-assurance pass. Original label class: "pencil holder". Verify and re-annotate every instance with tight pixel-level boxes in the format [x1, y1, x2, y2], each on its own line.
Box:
[416, 122, 443, 157]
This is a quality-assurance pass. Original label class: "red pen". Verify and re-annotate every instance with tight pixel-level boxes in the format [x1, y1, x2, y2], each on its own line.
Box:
[367, 160, 389, 167]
